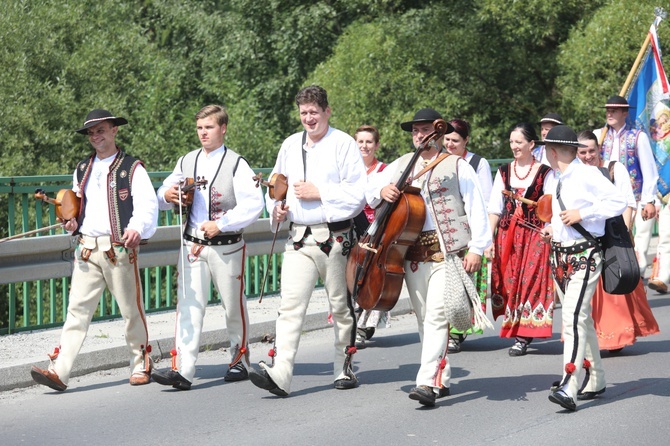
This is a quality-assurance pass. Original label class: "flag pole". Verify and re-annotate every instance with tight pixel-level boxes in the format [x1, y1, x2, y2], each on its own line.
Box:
[620, 7, 667, 96]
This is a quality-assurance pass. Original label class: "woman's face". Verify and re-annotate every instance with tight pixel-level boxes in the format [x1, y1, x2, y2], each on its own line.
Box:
[509, 129, 534, 160]
[356, 131, 379, 165]
[443, 131, 468, 156]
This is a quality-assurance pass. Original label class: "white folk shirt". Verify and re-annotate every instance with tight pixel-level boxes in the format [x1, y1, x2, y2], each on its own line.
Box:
[547, 159, 627, 243]
[74, 154, 158, 239]
[463, 151, 493, 204]
[157, 145, 264, 233]
[266, 127, 367, 227]
[594, 126, 659, 204]
[367, 154, 492, 256]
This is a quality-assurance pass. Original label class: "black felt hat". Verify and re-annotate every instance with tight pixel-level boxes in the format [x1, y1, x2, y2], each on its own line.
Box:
[603, 95, 632, 108]
[535, 125, 586, 148]
[400, 108, 454, 133]
[75, 109, 128, 135]
[539, 113, 563, 125]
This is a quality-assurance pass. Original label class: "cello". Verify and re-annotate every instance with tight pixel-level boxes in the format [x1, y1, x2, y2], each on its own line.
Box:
[346, 119, 449, 311]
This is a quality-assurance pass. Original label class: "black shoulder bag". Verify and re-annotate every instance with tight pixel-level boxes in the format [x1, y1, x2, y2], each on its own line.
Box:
[556, 172, 639, 295]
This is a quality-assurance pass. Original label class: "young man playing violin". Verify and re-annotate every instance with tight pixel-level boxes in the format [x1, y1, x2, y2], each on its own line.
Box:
[538, 125, 626, 411]
[152, 104, 264, 390]
[366, 108, 492, 407]
[248, 85, 366, 397]
[31, 109, 158, 391]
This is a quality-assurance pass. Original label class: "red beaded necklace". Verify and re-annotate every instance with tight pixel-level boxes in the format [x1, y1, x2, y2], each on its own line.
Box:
[513, 158, 535, 180]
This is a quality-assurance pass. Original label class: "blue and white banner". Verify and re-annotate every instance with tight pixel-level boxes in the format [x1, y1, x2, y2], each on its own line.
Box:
[627, 16, 670, 199]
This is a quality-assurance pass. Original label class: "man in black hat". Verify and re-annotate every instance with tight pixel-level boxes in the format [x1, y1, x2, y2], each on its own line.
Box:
[533, 113, 564, 165]
[538, 125, 626, 411]
[366, 108, 492, 406]
[31, 109, 158, 392]
[594, 95, 659, 274]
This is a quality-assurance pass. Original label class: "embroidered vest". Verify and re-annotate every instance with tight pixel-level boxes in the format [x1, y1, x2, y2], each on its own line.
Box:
[601, 126, 642, 201]
[180, 147, 243, 235]
[75, 150, 142, 243]
[498, 163, 550, 230]
[391, 153, 470, 254]
[426, 155, 471, 253]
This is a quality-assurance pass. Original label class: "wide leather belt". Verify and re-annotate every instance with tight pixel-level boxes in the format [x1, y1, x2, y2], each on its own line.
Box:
[183, 228, 242, 246]
[551, 238, 599, 253]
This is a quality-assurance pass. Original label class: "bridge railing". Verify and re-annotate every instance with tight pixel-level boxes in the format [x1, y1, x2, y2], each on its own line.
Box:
[9, 158, 608, 336]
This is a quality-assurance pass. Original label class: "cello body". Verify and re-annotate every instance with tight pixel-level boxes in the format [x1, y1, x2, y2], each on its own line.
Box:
[346, 185, 426, 311]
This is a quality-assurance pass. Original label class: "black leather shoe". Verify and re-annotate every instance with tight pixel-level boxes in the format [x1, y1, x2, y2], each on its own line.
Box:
[224, 362, 249, 382]
[437, 387, 450, 398]
[248, 368, 288, 397]
[409, 385, 436, 406]
[577, 387, 605, 400]
[334, 375, 359, 390]
[548, 390, 577, 411]
[151, 369, 191, 390]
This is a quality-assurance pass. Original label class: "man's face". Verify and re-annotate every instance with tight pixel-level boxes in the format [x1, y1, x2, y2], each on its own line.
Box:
[299, 103, 330, 140]
[605, 107, 628, 129]
[576, 139, 600, 167]
[196, 116, 226, 152]
[412, 122, 436, 150]
[87, 121, 117, 153]
[540, 122, 556, 139]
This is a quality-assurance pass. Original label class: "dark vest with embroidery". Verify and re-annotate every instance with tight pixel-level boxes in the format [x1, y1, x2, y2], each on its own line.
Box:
[600, 126, 643, 201]
[75, 149, 143, 243]
[180, 147, 244, 236]
[498, 163, 551, 230]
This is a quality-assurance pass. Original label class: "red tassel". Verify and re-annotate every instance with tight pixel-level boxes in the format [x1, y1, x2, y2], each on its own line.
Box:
[240, 347, 247, 354]
[146, 345, 152, 353]
[565, 362, 576, 374]
[439, 358, 447, 370]
[347, 346, 357, 355]
[170, 349, 177, 357]
[48, 346, 60, 360]
[583, 358, 591, 369]
[268, 349, 275, 357]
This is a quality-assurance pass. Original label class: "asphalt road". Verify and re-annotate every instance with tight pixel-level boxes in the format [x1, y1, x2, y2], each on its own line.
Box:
[1, 291, 669, 446]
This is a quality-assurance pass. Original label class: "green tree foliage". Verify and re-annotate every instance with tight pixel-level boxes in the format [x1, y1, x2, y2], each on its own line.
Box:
[556, 0, 670, 130]
[0, 0, 667, 175]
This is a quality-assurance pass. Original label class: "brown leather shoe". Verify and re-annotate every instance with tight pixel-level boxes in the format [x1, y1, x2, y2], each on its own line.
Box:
[129, 371, 151, 386]
[31, 366, 67, 391]
[648, 279, 668, 294]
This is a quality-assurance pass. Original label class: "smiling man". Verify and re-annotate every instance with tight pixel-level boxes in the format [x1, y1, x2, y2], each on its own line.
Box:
[248, 85, 367, 397]
[31, 109, 158, 392]
[152, 104, 264, 390]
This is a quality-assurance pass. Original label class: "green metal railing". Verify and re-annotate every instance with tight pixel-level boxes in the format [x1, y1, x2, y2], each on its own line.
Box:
[0, 170, 278, 335]
[5, 158, 652, 335]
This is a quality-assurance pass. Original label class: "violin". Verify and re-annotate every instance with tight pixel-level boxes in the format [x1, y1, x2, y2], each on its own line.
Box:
[253, 172, 288, 201]
[0, 189, 80, 243]
[252, 171, 289, 303]
[179, 177, 208, 207]
[501, 190, 552, 223]
[35, 189, 81, 221]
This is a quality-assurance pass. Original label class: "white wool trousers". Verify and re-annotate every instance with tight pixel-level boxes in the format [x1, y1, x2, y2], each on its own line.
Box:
[404, 260, 451, 392]
[54, 236, 148, 385]
[173, 239, 249, 382]
[552, 245, 604, 401]
[261, 230, 355, 394]
[652, 204, 670, 284]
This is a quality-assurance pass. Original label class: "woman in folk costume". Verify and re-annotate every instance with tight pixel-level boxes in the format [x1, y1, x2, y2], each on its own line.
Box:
[443, 119, 493, 353]
[351, 125, 390, 349]
[576, 131, 659, 353]
[488, 123, 554, 356]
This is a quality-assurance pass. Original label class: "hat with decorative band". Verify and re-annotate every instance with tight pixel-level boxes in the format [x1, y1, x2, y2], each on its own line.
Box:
[603, 95, 632, 108]
[400, 108, 454, 134]
[75, 109, 128, 134]
[539, 112, 563, 125]
[535, 125, 586, 148]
